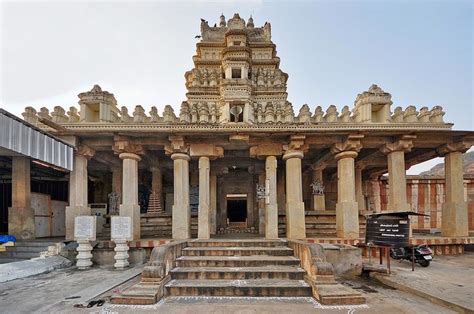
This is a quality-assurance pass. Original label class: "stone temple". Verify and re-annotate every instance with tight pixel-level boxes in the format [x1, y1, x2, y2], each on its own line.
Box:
[1, 13, 473, 304]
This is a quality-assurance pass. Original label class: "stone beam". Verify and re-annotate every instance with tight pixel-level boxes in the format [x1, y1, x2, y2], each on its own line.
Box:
[249, 143, 283, 158]
[189, 144, 224, 159]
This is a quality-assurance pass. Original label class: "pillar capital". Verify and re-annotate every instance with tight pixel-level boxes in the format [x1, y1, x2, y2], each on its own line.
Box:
[331, 134, 363, 157]
[334, 150, 358, 161]
[76, 144, 95, 159]
[171, 152, 191, 161]
[282, 150, 304, 161]
[380, 135, 416, 155]
[437, 139, 473, 156]
[190, 144, 224, 159]
[119, 152, 141, 162]
[165, 136, 189, 155]
[113, 136, 144, 156]
[249, 143, 283, 159]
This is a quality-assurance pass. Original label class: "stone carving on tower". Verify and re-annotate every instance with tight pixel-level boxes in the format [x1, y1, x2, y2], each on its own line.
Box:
[184, 13, 289, 125]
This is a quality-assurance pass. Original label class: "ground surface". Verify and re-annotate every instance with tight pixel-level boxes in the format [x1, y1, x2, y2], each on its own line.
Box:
[0, 254, 472, 313]
[375, 252, 474, 312]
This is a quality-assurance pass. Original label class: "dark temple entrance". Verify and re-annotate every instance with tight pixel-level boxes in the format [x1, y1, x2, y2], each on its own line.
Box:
[227, 198, 247, 223]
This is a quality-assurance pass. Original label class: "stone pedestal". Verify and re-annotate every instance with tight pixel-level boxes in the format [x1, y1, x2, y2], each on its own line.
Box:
[148, 167, 163, 214]
[172, 153, 191, 239]
[113, 239, 130, 269]
[265, 156, 278, 239]
[66, 151, 92, 241]
[335, 151, 359, 239]
[119, 153, 141, 240]
[76, 239, 93, 270]
[283, 151, 306, 239]
[198, 156, 210, 239]
[8, 157, 35, 240]
[312, 167, 326, 211]
[442, 151, 468, 236]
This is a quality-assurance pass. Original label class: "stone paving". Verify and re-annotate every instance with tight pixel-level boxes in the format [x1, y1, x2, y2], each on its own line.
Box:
[373, 252, 474, 313]
[0, 262, 456, 314]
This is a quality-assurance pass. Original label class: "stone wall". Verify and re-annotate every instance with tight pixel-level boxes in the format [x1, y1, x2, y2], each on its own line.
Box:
[373, 176, 474, 232]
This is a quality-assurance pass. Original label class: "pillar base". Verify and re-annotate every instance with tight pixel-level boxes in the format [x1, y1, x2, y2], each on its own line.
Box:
[172, 204, 191, 240]
[313, 195, 326, 211]
[65, 205, 91, 241]
[8, 207, 35, 240]
[119, 204, 141, 240]
[441, 202, 468, 237]
[336, 201, 359, 239]
[265, 203, 279, 239]
[285, 201, 306, 239]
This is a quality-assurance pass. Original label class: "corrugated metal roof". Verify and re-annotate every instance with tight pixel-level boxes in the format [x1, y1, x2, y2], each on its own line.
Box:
[0, 109, 73, 171]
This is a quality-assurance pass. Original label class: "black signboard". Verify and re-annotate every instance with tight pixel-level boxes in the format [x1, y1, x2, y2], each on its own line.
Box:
[365, 216, 410, 248]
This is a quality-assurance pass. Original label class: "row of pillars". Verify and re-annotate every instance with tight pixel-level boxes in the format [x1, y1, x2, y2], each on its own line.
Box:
[54, 137, 471, 241]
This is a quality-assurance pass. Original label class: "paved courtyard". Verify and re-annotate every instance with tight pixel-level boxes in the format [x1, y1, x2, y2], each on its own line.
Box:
[1, 255, 470, 314]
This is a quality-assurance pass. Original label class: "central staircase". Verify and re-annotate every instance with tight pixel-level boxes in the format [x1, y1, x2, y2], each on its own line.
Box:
[111, 238, 365, 305]
[165, 239, 311, 297]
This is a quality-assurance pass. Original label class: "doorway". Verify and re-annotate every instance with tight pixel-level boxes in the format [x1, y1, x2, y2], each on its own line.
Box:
[226, 194, 247, 225]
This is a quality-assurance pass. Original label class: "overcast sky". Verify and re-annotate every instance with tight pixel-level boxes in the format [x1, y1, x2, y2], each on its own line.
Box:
[0, 0, 472, 173]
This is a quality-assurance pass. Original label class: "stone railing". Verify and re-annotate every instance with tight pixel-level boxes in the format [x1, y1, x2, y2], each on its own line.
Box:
[287, 239, 365, 305]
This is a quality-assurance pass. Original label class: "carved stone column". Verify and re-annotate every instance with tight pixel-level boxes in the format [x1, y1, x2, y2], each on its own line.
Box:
[250, 143, 283, 238]
[119, 152, 141, 240]
[189, 144, 224, 239]
[381, 135, 415, 212]
[112, 166, 122, 203]
[283, 135, 307, 239]
[332, 135, 363, 239]
[311, 164, 326, 211]
[171, 152, 191, 239]
[198, 156, 210, 239]
[114, 138, 143, 240]
[65, 145, 95, 240]
[8, 157, 34, 240]
[437, 140, 472, 237]
[265, 156, 278, 239]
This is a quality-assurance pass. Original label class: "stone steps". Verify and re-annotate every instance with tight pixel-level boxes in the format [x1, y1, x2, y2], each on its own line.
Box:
[165, 279, 312, 297]
[170, 266, 306, 280]
[188, 239, 287, 247]
[181, 246, 294, 256]
[0, 240, 57, 262]
[176, 255, 300, 267]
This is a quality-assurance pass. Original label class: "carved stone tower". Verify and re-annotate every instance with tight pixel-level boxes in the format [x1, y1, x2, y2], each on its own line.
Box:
[184, 13, 289, 124]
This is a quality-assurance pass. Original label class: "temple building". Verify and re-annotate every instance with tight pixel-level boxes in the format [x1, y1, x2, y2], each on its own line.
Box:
[2, 13, 474, 246]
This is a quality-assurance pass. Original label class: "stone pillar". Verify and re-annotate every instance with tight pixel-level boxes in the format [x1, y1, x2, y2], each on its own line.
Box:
[258, 173, 266, 235]
[332, 135, 363, 239]
[312, 166, 326, 211]
[355, 166, 365, 212]
[370, 177, 381, 212]
[381, 136, 415, 212]
[438, 141, 472, 237]
[283, 150, 306, 239]
[119, 152, 141, 240]
[8, 157, 34, 239]
[198, 156, 210, 239]
[265, 156, 278, 239]
[65, 146, 94, 240]
[210, 174, 217, 235]
[335, 151, 359, 238]
[112, 166, 122, 202]
[172, 153, 191, 239]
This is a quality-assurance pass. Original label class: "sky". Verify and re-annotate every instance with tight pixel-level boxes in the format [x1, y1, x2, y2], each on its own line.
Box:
[0, 0, 472, 173]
